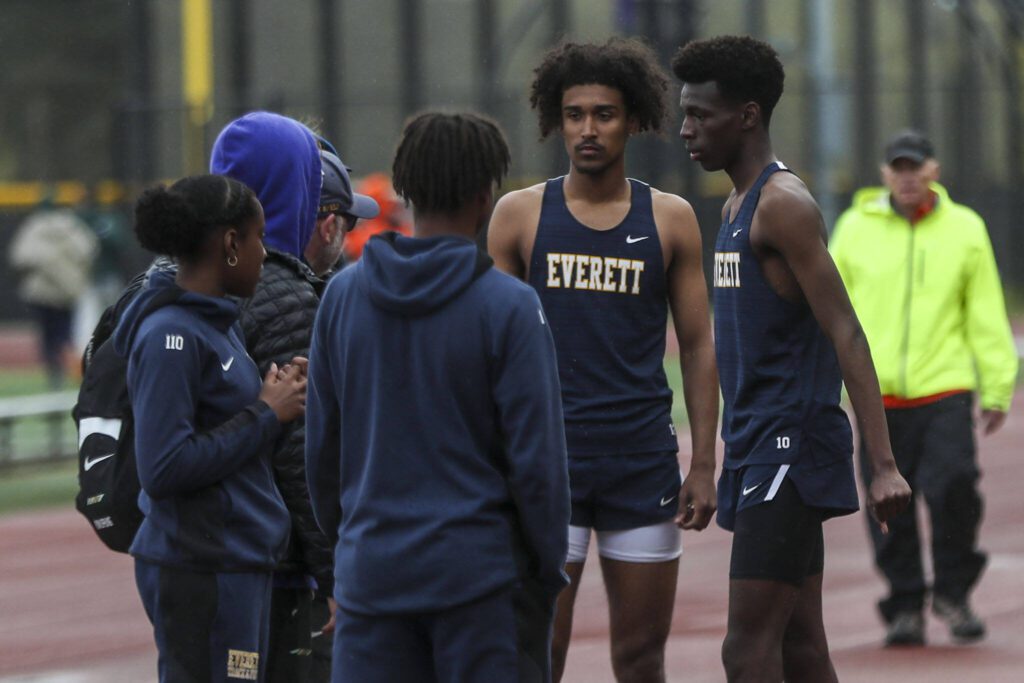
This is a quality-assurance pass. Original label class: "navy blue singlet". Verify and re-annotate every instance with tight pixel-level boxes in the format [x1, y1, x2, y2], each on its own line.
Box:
[528, 176, 677, 457]
[713, 162, 852, 470]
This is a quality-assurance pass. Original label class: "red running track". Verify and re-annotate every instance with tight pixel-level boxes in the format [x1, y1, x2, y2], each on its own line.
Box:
[2, 395, 1023, 682]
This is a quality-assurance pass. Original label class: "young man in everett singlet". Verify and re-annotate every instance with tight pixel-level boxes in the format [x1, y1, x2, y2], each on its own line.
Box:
[488, 38, 720, 683]
[674, 35, 912, 682]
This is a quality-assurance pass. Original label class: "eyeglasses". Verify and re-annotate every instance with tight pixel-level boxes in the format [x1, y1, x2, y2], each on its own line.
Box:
[335, 213, 359, 232]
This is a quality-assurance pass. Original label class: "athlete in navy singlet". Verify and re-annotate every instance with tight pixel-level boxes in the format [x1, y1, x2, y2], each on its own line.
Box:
[489, 39, 720, 683]
[713, 161, 857, 528]
[529, 176, 677, 457]
[675, 36, 910, 683]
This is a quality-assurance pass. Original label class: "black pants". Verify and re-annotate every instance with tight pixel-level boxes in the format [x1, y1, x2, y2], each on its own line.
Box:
[266, 589, 334, 683]
[859, 393, 986, 622]
[29, 303, 72, 387]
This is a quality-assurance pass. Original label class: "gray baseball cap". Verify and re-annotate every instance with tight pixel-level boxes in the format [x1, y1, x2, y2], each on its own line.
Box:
[318, 150, 380, 222]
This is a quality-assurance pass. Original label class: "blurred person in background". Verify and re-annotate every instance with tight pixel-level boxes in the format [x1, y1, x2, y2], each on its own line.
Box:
[306, 111, 569, 683]
[9, 190, 97, 387]
[76, 186, 131, 352]
[78, 185, 130, 308]
[113, 174, 306, 683]
[831, 130, 1018, 647]
[210, 111, 377, 683]
[340, 171, 412, 264]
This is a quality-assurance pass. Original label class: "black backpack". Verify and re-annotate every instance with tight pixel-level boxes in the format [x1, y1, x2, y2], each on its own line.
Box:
[73, 269, 175, 552]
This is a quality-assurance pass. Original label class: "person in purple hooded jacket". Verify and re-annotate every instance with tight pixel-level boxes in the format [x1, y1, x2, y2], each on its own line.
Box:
[210, 112, 378, 682]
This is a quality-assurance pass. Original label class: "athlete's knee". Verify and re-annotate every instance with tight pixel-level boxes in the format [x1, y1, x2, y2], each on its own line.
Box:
[550, 625, 572, 670]
[721, 632, 747, 681]
[550, 599, 575, 682]
[610, 629, 668, 683]
[722, 630, 779, 682]
[781, 632, 833, 682]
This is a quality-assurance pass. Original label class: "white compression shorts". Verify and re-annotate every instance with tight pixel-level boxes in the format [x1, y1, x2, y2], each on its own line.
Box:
[565, 519, 682, 564]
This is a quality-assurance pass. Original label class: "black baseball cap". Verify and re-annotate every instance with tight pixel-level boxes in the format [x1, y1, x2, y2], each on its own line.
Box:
[318, 150, 380, 222]
[884, 130, 935, 165]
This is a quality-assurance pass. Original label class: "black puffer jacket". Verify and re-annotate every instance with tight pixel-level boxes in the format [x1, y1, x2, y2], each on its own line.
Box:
[238, 248, 334, 595]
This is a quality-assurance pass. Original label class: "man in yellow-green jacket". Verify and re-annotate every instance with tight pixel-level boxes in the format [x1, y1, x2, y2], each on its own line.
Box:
[831, 130, 1018, 647]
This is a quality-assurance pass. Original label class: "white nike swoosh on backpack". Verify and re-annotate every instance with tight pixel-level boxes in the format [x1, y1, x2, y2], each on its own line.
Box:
[625, 235, 649, 244]
[221, 357, 234, 372]
[83, 453, 115, 471]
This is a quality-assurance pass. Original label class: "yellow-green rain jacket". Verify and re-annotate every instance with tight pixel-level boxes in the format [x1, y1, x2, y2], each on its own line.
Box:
[830, 183, 1017, 411]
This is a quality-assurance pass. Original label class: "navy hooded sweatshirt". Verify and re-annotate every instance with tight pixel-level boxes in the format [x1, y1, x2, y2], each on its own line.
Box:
[306, 233, 570, 614]
[113, 269, 289, 571]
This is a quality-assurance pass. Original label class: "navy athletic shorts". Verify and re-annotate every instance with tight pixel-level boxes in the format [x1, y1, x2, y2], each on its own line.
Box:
[568, 450, 681, 530]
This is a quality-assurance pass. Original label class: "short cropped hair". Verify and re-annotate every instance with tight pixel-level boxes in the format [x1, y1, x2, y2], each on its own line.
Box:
[392, 112, 510, 215]
[671, 35, 785, 126]
[134, 174, 260, 262]
[530, 37, 670, 139]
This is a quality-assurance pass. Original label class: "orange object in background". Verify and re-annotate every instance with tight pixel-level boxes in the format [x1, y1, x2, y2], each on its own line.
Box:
[343, 173, 412, 262]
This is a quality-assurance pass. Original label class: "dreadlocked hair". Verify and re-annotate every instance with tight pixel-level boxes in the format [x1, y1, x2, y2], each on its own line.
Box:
[530, 37, 670, 139]
[671, 35, 785, 126]
[392, 111, 510, 215]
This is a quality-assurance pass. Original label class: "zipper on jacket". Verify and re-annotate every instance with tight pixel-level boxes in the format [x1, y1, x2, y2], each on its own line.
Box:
[899, 223, 915, 397]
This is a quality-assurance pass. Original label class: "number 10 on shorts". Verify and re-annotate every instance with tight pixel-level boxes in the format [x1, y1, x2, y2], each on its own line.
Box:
[776, 436, 790, 449]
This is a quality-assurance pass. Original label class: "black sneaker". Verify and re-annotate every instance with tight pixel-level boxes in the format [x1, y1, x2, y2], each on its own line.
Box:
[885, 611, 925, 646]
[932, 597, 986, 642]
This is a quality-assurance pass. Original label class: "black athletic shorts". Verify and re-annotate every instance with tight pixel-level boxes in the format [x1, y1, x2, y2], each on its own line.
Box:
[729, 477, 825, 586]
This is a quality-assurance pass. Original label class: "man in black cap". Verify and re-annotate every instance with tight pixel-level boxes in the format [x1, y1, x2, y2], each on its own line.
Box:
[308, 150, 382, 275]
[831, 130, 1017, 646]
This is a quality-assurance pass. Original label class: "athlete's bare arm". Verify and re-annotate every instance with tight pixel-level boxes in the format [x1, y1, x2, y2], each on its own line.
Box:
[653, 190, 719, 531]
[487, 184, 546, 280]
[750, 175, 911, 530]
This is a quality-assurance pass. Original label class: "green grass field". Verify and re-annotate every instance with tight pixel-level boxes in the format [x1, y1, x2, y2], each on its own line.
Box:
[0, 459, 77, 514]
[0, 368, 79, 515]
[0, 368, 69, 397]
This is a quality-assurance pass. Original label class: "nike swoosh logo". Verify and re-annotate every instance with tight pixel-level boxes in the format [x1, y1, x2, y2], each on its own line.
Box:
[625, 235, 649, 244]
[83, 453, 115, 471]
[732, 227, 743, 237]
[660, 495, 677, 507]
[742, 483, 762, 496]
[221, 357, 234, 372]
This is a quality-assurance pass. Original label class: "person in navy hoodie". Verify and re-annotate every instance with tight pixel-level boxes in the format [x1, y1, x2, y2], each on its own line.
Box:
[113, 174, 307, 683]
[306, 112, 571, 683]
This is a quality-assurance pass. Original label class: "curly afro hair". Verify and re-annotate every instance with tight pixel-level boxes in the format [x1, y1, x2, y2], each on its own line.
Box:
[530, 37, 670, 139]
[671, 35, 785, 126]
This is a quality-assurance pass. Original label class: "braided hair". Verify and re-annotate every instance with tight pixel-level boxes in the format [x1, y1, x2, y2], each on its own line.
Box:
[392, 112, 510, 215]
